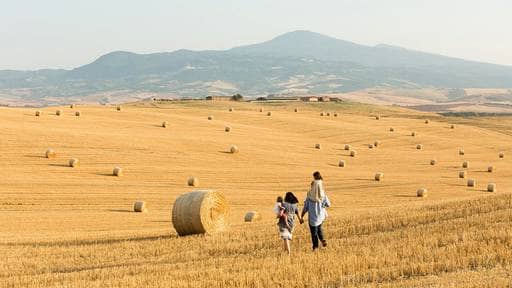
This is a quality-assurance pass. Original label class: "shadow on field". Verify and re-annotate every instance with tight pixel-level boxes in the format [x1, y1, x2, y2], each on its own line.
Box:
[48, 164, 70, 167]
[393, 194, 417, 198]
[95, 173, 115, 177]
[218, 151, 232, 154]
[107, 209, 132, 213]
[24, 155, 46, 158]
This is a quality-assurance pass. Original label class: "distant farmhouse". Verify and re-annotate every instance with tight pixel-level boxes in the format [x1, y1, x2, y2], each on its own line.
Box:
[206, 96, 233, 101]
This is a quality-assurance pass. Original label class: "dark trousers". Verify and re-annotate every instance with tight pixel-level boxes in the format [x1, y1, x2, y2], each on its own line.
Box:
[309, 223, 324, 249]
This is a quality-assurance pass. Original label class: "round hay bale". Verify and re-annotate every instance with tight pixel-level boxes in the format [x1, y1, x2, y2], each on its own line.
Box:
[416, 144, 423, 150]
[424, 119, 429, 124]
[259, 108, 263, 112]
[56, 110, 62, 116]
[35, 111, 41, 117]
[208, 116, 213, 120]
[389, 127, 394, 132]
[417, 188, 428, 197]
[225, 126, 231, 132]
[320, 112, 325, 116]
[113, 166, 123, 177]
[75, 111, 81, 117]
[45, 149, 56, 159]
[228, 107, 234, 112]
[326, 112, 331, 116]
[133, 201, 147, 212]
[487, 183, 496, 192]
[116, 106, 122, 111]
[315, 144, 321, 149]
[462, 161, 469, 168]
[172, 190, 229, 236]
[375, 115, 380, 120]
[70, 104, 75, 109]
[68, 158, 79, 168]
[244, 211, 260, 222]
[162, 121, 168, 128]
[467, 179, 476, 187]
[294, 108, 299, 112]
[374, 140, 380, 147]
[267, 112, 272, 116]
[374, 172, 384, 181]
[368, 144, 374, 149]
[459, 149, 465, 155]
[350, 150, 357, 157]
[230, 145, 239, 154]
[451, 124, 455, 129]
[411, 131, 417, 137]
[334, 113, 339, 117]
[338, 160, 345, 167]
[430, 159, 437, 165]
[499, 152, 505, 159]
[487, 166, 495, 173]
[188, 177, 199, 187]
[459, 171, 467, 178]
[344, 144, 351, 151]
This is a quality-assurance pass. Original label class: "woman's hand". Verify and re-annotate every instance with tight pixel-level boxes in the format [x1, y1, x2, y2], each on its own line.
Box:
[299, 218, 304, 224]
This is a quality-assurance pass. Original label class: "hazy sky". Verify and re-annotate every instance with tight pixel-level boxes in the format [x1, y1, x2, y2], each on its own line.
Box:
[1, 0, 511, 70]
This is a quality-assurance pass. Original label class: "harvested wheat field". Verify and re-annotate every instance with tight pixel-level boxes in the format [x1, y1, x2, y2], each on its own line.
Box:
[1, 100, 511, 287]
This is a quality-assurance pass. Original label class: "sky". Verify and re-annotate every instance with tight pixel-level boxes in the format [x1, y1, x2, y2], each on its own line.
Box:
[1, 0, 511, 70]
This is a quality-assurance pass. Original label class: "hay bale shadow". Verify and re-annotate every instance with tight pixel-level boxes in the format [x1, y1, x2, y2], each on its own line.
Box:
[48, 164, 69, 167]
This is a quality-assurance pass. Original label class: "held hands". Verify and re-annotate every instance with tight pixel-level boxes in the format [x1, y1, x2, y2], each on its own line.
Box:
[299, 218, 304, 224]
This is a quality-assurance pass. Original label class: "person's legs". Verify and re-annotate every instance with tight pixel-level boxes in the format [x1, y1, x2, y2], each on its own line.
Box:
[317, 223, 327, 247]
[283, 239, 291, 254]
[309, 225, 319, 249]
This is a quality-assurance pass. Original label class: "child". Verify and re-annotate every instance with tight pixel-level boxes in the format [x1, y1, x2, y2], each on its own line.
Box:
[273, 196, 290, 230]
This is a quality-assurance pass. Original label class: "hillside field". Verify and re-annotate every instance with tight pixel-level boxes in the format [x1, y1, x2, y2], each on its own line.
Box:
[1, 100, 511, 287]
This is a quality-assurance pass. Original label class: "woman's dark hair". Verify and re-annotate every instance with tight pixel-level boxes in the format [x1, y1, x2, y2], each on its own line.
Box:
[313, 171, 323, 181]
[276, 196, 283, 203]
[284, 192, 299, 204]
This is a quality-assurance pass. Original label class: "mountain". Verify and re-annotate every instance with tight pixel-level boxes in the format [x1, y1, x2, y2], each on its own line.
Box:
[1, 30, 512, 106]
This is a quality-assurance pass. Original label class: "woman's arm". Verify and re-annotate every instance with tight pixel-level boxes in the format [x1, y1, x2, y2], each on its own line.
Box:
[322, 195, 331, 208]
[301, 200, 308, 219]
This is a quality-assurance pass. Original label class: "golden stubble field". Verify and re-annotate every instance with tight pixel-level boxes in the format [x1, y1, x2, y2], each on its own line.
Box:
[1, 100, 511, 287]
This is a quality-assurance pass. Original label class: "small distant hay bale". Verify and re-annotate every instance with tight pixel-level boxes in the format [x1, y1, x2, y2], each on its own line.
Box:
[326, 112, 331, 116]
[68, 158, 79, 168]
[162, 121, 168, 128]
[267, 112, 272, 116]
[459, 171, 467, 178]
[451, 124, 455, 129]
[70, 104, 75, 109]
[487, 166, 495, 172]
[411, 131, 417, 137]
[244, 211, 260, 222]
[113, 166, 123, 177]
[487, 183, 496, 192]
[334, 113, 339, 117]
[172, 190, 229, 236]
[35, 111, 41, 116]
[459, 149, 464, 155]
[338, 160, 345, 167]
[499, 152, 505, 159]
[462, 161, 469, 168]
[315, 144, 321, 149]
[259, 108, 263, 112]
[389, 127, 394, 132]
[374, 140, 380, 147]
[230, 145, 239, 154]
[294, 108, 299, 112]
[416, 144, 423, 150]
[75, 111, 81, 117]
[229, 107, 234, 112]
[320, 112, 325, 116]
[417, 188, 428, 198]
[225, 126, 231, 132]
[45, 149, 56, 159]
[208, 116, 214, 120]
[430, 159, 437, 165]
[368, 144, 374, 149]
[344, 144, 351, 151]
[375, 115, 380, 120]
[188, 177, 199, 187]
[467, 179, 476, 187]
[56, 110, 62, 116]
[116, 106, 122, 111]
[133, 201, 147, 213]
[374, 172, 384, 181]
[424, 119, 429, 124]
[350, 150, 357, 157]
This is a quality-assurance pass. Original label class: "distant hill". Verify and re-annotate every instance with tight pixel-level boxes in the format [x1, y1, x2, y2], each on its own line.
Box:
[1, 30, 512, 106]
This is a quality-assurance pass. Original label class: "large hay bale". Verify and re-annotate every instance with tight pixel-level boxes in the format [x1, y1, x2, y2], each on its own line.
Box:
[259, 108, 263, 112]
[229, 107, 234, 112]
[162, 121, 168, 128]
[467, 179, 476, 187]
[172, 190, 229, 236]
[375, 115, 380, 120]
[68, 158, 79, 168]
[225, 126, 231, 132]
[315, 144, 321, 149]
[368, 144, 374, 149]
[56, 110, 62, 116]
[424, 119, 429, 124]
[267, 112, 272, 116]
[374, 172, 384, 181]
[294, 108, 299, 112]
[350, 150, 357, 157]
[70, 104, 75, 109]
[326, 112, 331, 116]
[338, 160, 345, 167]
[487, 183, 496, 192]
[389, 127, 394, 132]
[35, 111, 41, 117]
[344, 144, 351, 151]
[416, 144, 423, 150]
[188, 177, 199, 187]
[133, 201, 147, 212]
[487, 166, 495, 172]
[334, 113, 339, 117]
[113, 166, 123, 177]
[462, 161, 469, 168]
[459, 149, 465, 155]
[499, 152, 505, 159]
[116, 106, 122, 111]
[320, 112, 325, 116]
[230, 145, 239, 154]
[244, 211, 260, 222]
[451, 124, 455, 129]
[459, 171, 467, 178]
[430, 159, 437, 165]
[411, 131, 417, 137]
[374, 140, 380, 147]
[208, 116, 214, 120]
[45, 149, 56, 159]
[417, 188, 428, 198]
[75, 111, 81, 117]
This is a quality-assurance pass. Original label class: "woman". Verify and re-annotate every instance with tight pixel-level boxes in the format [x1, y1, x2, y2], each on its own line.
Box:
[277, 191, 302, 255]
[301, 171, 331, 251]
